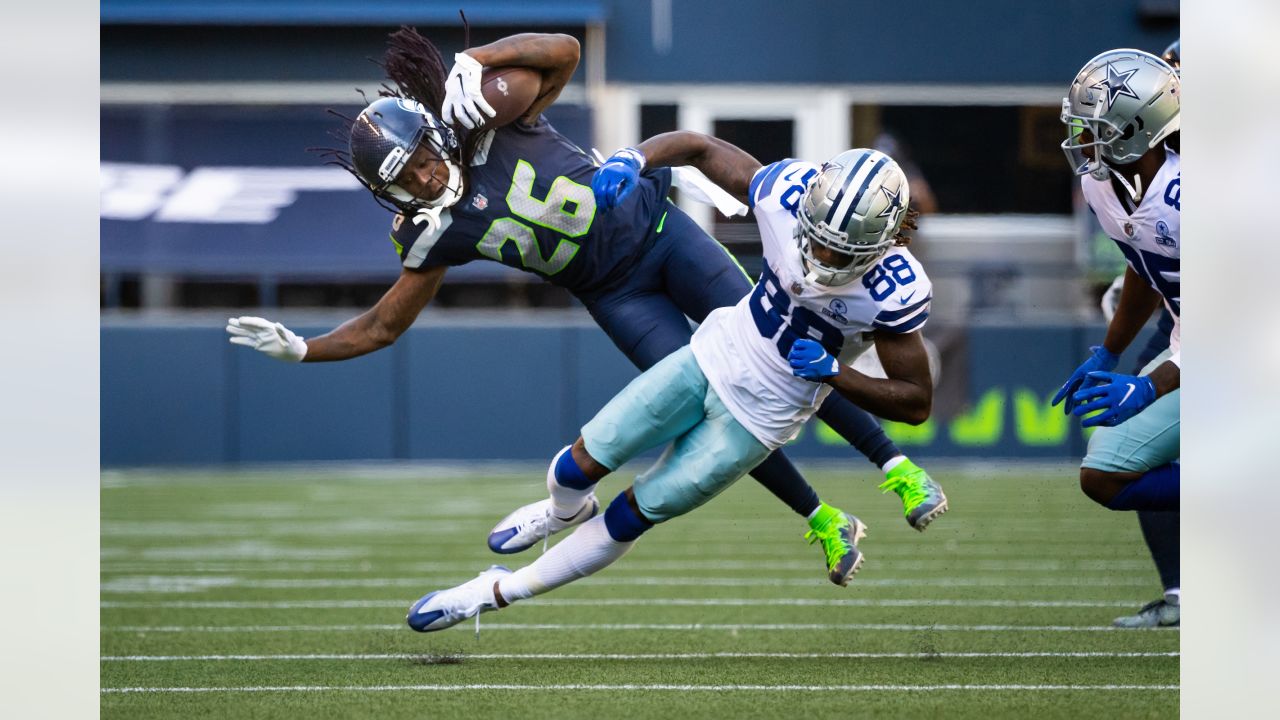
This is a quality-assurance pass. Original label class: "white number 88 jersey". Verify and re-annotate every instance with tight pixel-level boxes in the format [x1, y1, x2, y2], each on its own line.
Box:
[690, 159, 933, 450]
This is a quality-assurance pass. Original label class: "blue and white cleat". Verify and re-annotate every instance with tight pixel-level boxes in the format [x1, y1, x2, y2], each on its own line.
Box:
[487, 495, 598, 554]
[407, 565, 511, 633]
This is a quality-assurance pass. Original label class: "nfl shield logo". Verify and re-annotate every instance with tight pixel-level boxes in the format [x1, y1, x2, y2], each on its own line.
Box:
[472, 194, 489, 211]
[1123, 221, 1135, 237]
[791, 281, 804, 295]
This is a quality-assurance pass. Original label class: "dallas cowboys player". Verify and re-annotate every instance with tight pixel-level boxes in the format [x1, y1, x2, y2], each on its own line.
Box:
[407, 142, 935, 632]
[224, 28, 947, 583]
[1052, 51, 1180, 561]
[1093, 39, 1181, 629]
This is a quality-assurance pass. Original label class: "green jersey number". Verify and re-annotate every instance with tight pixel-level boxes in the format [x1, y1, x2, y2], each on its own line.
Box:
[476, 159, 597, 275]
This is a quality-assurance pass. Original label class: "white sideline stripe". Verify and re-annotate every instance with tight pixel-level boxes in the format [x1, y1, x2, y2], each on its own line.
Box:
[100, 598, 1142, 609]
[104, 622, 1174, 633]
[101, 683, 1178, 694]
[102, 651, 1180, 662]
[101, 576, 1158, 589]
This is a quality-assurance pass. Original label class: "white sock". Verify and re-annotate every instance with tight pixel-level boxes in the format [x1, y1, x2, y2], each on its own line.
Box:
[881, 455, 908, 473]
[1164, 587, 1180, 605]
[498, 515, 633, 602]
[547, 445, 596, 519]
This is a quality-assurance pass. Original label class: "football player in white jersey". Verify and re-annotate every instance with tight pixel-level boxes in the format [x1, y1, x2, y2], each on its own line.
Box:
[1091, 40, 1182, 629]
[405, 139, 939, 632]
[1051, 50, 1181, 550]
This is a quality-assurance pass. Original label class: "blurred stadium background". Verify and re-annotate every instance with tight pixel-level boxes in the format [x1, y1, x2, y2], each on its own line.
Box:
[101, 0, 1178, 467]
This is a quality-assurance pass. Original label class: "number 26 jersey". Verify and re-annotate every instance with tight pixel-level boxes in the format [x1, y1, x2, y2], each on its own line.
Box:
[690, 160, 933, 450]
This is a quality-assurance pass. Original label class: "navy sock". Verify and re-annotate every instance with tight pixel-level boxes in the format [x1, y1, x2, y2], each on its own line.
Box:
[748, 451, 821, 518]
[1137, 510, 1180, 590]
[602, 492, 654, 542]
[554, 446, 595, 490]
[1107, 463, 1180, 511]
[815, 394, 900, 469]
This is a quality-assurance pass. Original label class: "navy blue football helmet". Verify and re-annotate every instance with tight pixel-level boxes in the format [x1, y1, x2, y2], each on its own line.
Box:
[349, 97, 463, 211]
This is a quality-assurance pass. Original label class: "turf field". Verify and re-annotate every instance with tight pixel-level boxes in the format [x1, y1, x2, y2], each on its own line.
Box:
[101, 462, 1178, 718]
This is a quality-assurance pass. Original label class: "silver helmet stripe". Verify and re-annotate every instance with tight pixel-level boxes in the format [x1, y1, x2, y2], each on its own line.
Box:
[822, 151, 873, 224]
[838, 156, 890, 230]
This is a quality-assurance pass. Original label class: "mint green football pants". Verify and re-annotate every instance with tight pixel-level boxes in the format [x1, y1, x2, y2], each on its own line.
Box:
[1082, 349, 1180, 473]
[581, 345, 772, 523]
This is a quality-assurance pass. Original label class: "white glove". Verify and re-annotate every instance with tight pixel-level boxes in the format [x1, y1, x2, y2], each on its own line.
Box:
[1100, 274, 1125, 323]
[226, 317, 307, 362]
[442, 52, 496, 129]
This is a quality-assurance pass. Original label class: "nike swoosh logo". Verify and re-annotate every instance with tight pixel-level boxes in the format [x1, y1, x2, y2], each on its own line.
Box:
[1119, 383, 1136, 406]
[899, 291, 916, 304]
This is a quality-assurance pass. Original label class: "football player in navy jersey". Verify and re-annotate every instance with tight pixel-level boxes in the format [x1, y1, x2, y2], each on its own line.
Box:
[226, 28, 947, 584]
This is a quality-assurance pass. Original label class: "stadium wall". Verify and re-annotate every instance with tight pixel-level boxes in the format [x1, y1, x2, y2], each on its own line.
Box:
[100, 319, 1140, 466]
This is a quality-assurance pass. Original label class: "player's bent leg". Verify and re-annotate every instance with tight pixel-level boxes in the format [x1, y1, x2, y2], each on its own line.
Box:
[418, 491, 655, 632]
[816, 393, 948, 531]
[633, 384, 865, 585]
[487, 443, 603, 554]
[488, 346, 707, 554]
[746, 452, 821, 518]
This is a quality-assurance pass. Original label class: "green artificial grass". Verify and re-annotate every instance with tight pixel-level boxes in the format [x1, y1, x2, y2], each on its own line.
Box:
[102, 462, 1178, 718]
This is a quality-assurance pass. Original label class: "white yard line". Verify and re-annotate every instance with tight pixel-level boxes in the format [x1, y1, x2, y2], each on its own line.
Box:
[100, 576, 1159, 590]
[100, 598, 1143, 609]
[103, 622, 1176, 633]
[101, 683, 1178, 694]
[98, 558, 1155, 572]
[101, 651, 1180, 662]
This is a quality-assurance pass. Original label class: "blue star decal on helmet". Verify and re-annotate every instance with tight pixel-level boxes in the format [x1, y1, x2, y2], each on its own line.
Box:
[876, 184, 904, 223]
[1090, 63, 1141, 108]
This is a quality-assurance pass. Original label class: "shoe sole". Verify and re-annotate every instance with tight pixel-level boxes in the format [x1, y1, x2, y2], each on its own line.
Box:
[830, 519, 868, 587]
[909, 498, 949, 532]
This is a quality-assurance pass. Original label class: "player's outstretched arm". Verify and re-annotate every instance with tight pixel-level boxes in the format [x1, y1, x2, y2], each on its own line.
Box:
[593, 131, 761, 212]
[451, 33, 580, 125]
[790, 332, 932, 425]
[227, 266, 446, 363]
[635, 131, 761, 203]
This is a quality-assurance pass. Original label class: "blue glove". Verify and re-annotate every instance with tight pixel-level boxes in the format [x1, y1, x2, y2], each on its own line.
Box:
[591, 147, 645, 212]
[1071, 372, 1156, 427]
[788, 339, 841, 381]
[1050, 345, 1119, 414]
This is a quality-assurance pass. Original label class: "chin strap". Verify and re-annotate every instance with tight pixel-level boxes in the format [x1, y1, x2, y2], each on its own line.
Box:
[1109, 166, 1145, 204]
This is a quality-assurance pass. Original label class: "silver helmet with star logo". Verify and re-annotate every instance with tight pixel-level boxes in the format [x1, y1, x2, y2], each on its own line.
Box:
[1060, 48, 1180, 181]
[795, 148, 910, 286]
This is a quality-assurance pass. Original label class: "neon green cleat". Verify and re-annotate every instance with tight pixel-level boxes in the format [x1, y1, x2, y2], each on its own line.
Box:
[804, 503, 867, 587]
[879, 459, 949, 532]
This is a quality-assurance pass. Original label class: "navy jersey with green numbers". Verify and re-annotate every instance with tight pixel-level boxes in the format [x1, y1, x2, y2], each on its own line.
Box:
[390, 115, 672, 295]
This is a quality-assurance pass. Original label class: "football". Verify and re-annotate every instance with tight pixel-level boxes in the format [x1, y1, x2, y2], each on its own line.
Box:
[480, 66, 542, 127]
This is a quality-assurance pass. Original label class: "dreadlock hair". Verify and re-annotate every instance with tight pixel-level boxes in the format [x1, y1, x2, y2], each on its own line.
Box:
[893, 208, 921, 247]
[309, 21, 487, 214]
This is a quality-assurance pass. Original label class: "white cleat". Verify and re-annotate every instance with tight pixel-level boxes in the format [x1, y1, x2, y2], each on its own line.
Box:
[487, 495, 598, 554]
[406, 565, 511, 633]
